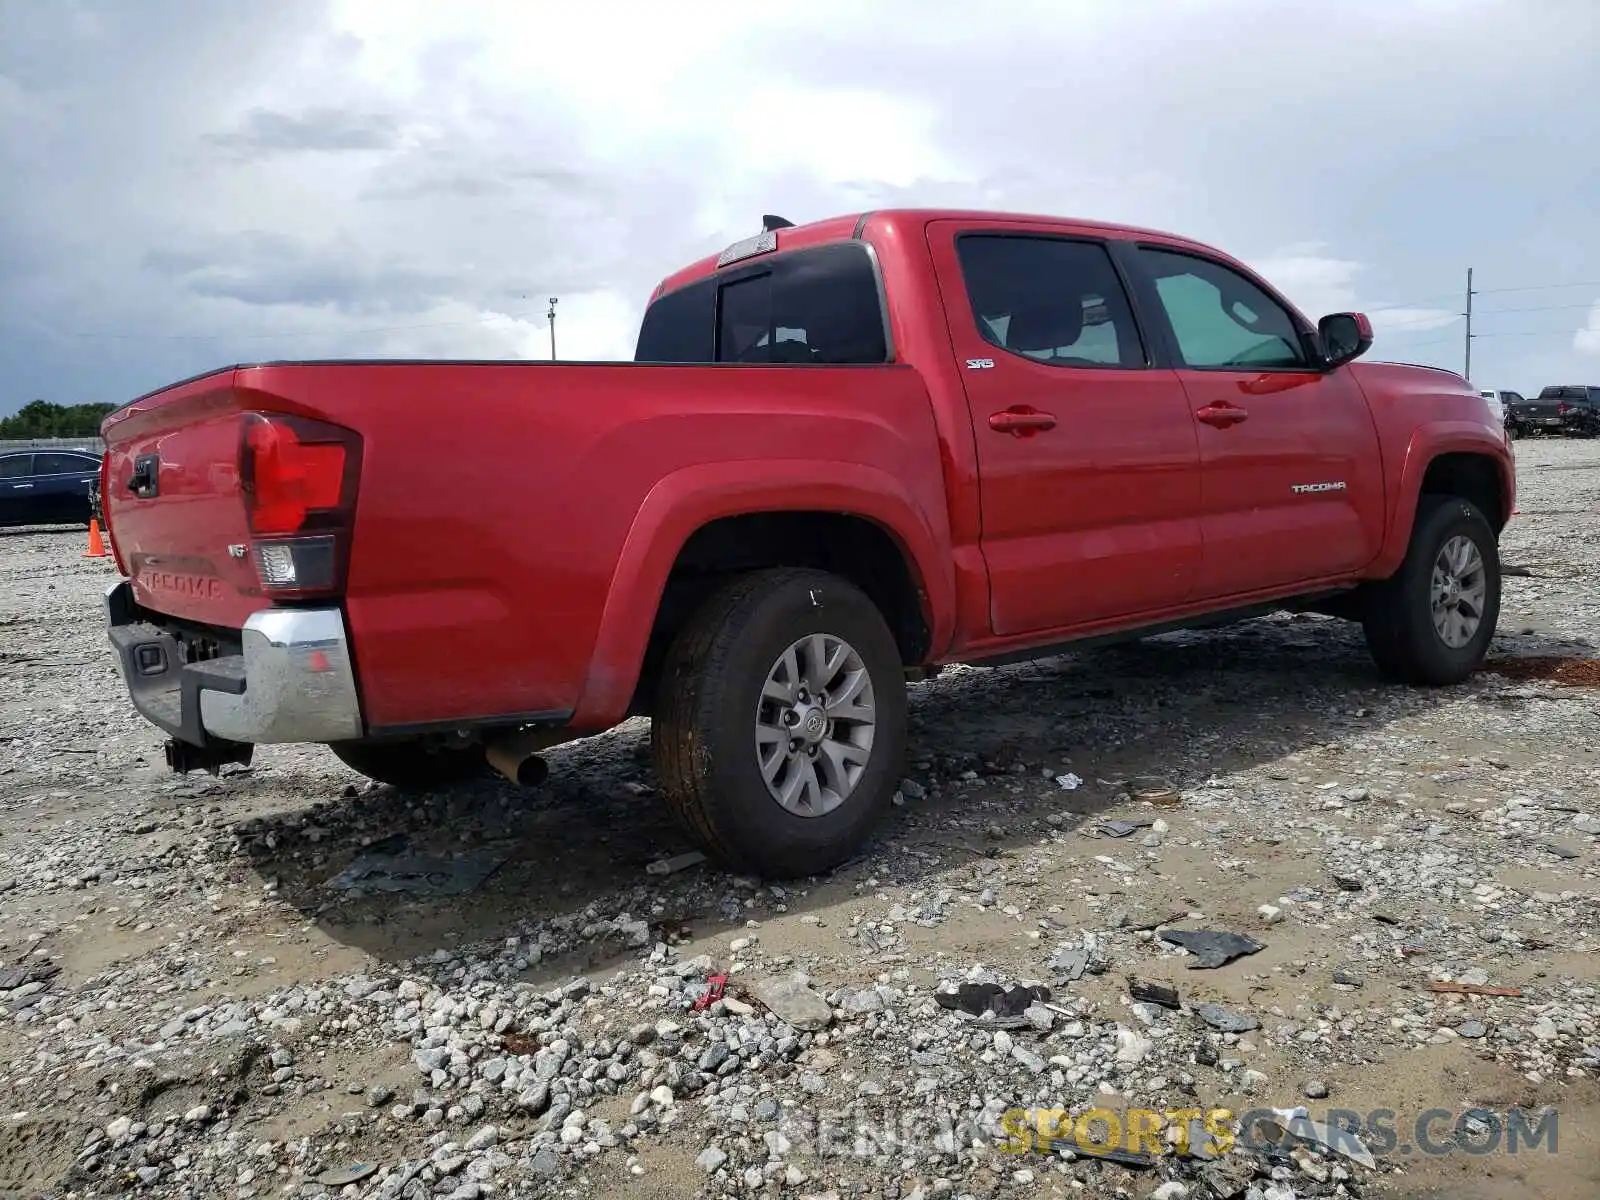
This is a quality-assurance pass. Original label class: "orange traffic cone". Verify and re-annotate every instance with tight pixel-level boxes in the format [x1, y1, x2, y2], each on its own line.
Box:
[83, 518, 108, 559]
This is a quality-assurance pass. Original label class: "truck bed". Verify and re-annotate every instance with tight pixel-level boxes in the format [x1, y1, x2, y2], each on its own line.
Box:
[101, 359, 944, 733]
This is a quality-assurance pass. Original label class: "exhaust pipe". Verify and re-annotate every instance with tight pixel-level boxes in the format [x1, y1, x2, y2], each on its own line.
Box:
[485, 726, 573, 786]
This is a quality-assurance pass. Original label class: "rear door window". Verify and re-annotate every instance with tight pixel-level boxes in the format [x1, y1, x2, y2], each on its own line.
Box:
[34, 453, 96, 475]
[954, 234, 1146, 369]
[0, 455, 32, 479]
[636, 242, 888, 365]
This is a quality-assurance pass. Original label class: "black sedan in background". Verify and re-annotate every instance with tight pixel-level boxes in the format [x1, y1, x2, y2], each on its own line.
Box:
[0, 449, 102, 528]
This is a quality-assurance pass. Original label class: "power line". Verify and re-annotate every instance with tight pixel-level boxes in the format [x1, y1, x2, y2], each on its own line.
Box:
[1395, 328, 1588, 350]
[1361, 278, 1600, 314]
[1476, 278, 1600, 296]
[15, 301, 565, 342]
[7, 271, 1600, 345]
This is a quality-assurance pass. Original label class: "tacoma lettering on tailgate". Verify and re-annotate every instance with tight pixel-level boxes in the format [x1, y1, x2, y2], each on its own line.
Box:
[138, 569, 225, 601]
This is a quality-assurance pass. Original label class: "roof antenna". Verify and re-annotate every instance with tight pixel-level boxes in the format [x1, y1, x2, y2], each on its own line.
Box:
[762, 214, 795, 232]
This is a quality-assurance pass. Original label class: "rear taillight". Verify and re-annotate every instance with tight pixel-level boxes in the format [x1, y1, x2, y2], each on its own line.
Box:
[239, 413, 361, 599]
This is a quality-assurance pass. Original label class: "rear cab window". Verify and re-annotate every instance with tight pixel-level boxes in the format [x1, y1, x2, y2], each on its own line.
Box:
[635, 242, 888, 365]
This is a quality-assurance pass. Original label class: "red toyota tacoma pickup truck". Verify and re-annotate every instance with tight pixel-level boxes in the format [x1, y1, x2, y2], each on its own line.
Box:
[100, 208, 1513, 877]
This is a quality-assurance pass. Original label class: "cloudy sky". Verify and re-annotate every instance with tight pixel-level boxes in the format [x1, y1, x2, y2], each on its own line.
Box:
[2, 0, 1597, 413]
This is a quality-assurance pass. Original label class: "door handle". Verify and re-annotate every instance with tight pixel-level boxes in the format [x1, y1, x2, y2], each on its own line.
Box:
[12, 483, 33, 489]
[989, 406, 1058, 437]
[1196, 401, 1249, 428]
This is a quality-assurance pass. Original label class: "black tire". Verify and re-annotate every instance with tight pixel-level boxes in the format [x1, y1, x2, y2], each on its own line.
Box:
[1362, 495, 1500, 686]
[327, 739, 488, 790]
[652, 568, 907, 878]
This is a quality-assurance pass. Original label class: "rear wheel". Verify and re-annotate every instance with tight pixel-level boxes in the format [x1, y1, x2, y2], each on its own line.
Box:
[652, 568, 907, 878]
[328, 739, 488, 790]
[1362, 495, 1500, 685]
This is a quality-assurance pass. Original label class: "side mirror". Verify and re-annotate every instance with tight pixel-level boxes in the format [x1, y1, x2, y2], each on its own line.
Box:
[1318, 312, 1373, 370]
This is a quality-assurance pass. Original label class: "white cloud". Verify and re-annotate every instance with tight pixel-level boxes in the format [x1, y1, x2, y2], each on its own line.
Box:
[2, 0, 1598, 407]
[1249, 243, 1459, 340]
[1574, 301, 1600, 356]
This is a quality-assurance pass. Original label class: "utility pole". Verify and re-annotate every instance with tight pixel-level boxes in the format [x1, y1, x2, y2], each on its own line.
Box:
[546, 297, 559, 361]
[1464, 267, 1474, 382]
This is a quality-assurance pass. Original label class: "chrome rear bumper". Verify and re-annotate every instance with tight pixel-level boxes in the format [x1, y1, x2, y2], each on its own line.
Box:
[105, 580, 363, 746]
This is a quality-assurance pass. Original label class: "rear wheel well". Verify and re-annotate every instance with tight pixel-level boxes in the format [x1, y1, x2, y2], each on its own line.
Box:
[1419, 453, 1507, 530]
[631, 512, 931, 713]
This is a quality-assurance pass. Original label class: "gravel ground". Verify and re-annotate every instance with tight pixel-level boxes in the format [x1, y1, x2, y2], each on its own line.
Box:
[1, 435, 1597, 1200]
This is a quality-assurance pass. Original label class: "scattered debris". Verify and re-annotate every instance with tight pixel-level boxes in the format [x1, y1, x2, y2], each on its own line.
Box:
[1129, 776, 1180, 805]
[1054, 772, 1083, 791]
[1255, 1106, 1376, 1169]
[691, 973, 728, 1012]
[1427, 980, 1523, 998]
[1104, 901, 1185, 931]
[1093, 817, 1153, 838]
[645, 850, 708, 876]
[1158, 929, 1265, 969]
[324, 848, 507, 895]
[1074, 1145, 1156, 1169]
[649, 917, 694, 945]
[749, 976, 833, 1031]
[1048, 944, 1090, 981]
[314, 1162, 379, 1187]
[934, 982, 1051, 1019]
[1192, 1002, 1258, 1032]
[1127, 978, 1181, 1009]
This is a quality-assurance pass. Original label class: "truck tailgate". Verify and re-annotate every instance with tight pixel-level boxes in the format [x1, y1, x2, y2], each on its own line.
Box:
[101, 368, 267, 629]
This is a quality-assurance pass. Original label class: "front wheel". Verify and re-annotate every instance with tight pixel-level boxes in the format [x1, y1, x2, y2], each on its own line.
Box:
[327, 739, 488, 790]
[652, 568, 907, 878]
[1362, 495, 1500, 685]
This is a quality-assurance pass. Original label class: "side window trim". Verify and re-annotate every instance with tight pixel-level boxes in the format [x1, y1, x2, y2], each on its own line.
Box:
[952, 231, 1154, 371]
[1125, 242, 1321, 373]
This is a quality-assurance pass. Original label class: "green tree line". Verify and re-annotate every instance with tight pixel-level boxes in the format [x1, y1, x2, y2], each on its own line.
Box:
[0, 400, 116, 438]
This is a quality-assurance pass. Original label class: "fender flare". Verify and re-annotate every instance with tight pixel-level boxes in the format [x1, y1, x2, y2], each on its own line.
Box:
[1370, 425, 1515, 577]
[568, 459, 956, 729]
